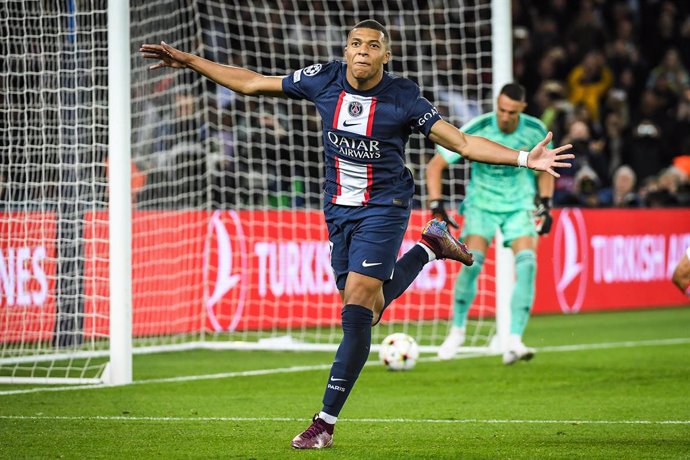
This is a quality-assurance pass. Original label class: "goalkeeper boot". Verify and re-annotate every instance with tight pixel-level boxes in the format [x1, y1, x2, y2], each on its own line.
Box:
[438, 326, 465, 359]
[502, 342, 536, 365]
[291, 414, 334, 449]
[437, 326, 465, 360]
[420, 220, 474, 266]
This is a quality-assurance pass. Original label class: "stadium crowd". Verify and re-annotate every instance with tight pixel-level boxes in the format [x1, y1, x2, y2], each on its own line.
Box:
[2, 0, 689, 210]
[151, 0, 690, 209]
[512, 0, 690, 207]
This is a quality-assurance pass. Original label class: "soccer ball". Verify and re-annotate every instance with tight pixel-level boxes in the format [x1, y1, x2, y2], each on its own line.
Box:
[379, 333, 419, 371]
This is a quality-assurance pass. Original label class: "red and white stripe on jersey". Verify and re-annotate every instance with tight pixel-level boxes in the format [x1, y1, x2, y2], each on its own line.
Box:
[332, 91, 377, 137]
[332, 157, 373, 206]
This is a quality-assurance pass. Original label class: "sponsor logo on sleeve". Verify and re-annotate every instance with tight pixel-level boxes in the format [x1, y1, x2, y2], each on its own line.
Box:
[303, 63, 322, 76]
[417, 107, 439, 127]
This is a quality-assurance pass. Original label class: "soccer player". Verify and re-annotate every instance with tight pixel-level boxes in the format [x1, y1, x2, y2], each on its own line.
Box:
[672, 247, 690, 296]
[141, 21, 573, 449]
[427, 83, 554, 365]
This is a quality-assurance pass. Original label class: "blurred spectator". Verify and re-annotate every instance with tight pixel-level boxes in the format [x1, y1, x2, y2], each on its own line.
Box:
[553, 120, 592, 205]
[533, 80, 572, 142]
[597, 165, 640, 207]
[200, 105, 238, 207]
[605, 17, 640, 79]
[658, 166, 684, 195]
[646, 48, 690, 97]
[640, 1, 682, 62]
[602, 111, 625, 180]
[680, 16, 690, 70]
[573, 165, 601, 207]
[567, 50, 613, 126]
[564, 0, 608, 61]
[644, 166, 684, 207]
[624, 90, 672, 183]
[673, 87, 690, 150]
[587, 135, 609, 186]
[637, 175, 660, 206]
[601, 88, 629, 131]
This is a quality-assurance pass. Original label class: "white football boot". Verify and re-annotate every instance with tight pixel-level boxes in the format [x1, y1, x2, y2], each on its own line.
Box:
[502, 335, 535, 365]
[437, 326, 465, 360]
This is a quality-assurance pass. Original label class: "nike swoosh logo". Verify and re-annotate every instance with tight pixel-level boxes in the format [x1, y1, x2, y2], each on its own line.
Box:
[330, 376, 347, 382]
[343, 120, 361, 127]
[362, 260, 382, 267]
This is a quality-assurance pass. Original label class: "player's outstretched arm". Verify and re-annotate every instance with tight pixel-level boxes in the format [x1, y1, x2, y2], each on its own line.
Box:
[140, 41, 285, 96]
[428, 120, 573, 178]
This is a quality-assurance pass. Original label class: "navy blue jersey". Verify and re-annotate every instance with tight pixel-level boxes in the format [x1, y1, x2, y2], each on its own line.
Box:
[282, 61, 442, 208]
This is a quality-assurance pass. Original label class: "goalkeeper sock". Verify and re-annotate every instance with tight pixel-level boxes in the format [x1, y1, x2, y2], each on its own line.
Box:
[510, 249, 537, 335]
[452, 250, 484, 328]
[321, 304, 373, 417]
[382, 244, 429, 307]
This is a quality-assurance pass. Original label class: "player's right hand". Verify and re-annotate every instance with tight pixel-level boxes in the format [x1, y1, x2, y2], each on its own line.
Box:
[140, 41, 190, 70]
[429, 199, 458, 229]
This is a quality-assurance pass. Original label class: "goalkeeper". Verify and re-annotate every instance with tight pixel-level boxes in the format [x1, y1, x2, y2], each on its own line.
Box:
[427, 83, 555, 365]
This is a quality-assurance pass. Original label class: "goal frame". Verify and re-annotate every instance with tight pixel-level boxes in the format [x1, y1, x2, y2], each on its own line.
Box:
[1, 0, 514, 386]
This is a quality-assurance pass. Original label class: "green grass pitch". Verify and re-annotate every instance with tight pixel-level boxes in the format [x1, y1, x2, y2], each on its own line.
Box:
[1, 307, 689, 459]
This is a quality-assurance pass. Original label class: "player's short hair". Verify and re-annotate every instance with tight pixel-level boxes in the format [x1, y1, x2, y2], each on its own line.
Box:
[499, 83, 526, 102]
[349, 19, 391, 50]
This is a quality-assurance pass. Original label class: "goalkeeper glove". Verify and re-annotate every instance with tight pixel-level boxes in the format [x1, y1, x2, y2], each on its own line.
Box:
[429, 199, 459, 229]
[535, 197, 553, 235]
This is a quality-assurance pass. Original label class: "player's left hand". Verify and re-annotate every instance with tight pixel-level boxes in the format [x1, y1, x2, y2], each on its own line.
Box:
[535, 197, 553, 235]
[527, 132, 573, 178]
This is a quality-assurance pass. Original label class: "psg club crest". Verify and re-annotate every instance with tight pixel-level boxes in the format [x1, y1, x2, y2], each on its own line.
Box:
[348, 101, 363, 117]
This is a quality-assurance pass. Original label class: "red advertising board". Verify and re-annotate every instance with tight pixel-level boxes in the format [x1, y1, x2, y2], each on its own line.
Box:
[82, 210, 472, 335]
[533, 208, 690, 313]
[3, 208, 688, 343]
[0, 212, 57, 342]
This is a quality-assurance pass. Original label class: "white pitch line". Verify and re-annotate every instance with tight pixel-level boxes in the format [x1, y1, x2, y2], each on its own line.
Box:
[0, 415, 688, 425]
[1, 337, 688, 397]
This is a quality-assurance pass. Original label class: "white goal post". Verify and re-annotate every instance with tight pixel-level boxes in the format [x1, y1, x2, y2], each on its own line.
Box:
[0, 0, 512, 386]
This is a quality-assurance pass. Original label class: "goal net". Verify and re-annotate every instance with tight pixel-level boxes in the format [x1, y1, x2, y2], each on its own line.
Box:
[0, 0, 505, 384]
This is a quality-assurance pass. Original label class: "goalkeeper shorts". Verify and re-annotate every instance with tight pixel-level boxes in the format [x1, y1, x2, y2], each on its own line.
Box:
[460, 206, 536, 247]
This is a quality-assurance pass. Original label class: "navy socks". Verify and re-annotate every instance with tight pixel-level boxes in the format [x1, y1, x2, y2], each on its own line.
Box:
[382, 244, 429, 307]
[321, 304, 373, 417]
[321, 246, 429, 415]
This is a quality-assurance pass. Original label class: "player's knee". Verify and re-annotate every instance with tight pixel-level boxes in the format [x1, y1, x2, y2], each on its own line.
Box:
[342, 276, 384, 312]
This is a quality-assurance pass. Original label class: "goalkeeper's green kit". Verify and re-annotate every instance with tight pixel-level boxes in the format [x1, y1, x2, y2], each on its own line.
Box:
[436, 112, 551, 333]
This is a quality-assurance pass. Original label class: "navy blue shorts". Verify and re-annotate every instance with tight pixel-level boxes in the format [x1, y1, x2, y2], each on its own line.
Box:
[324, 202, 411, 290]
